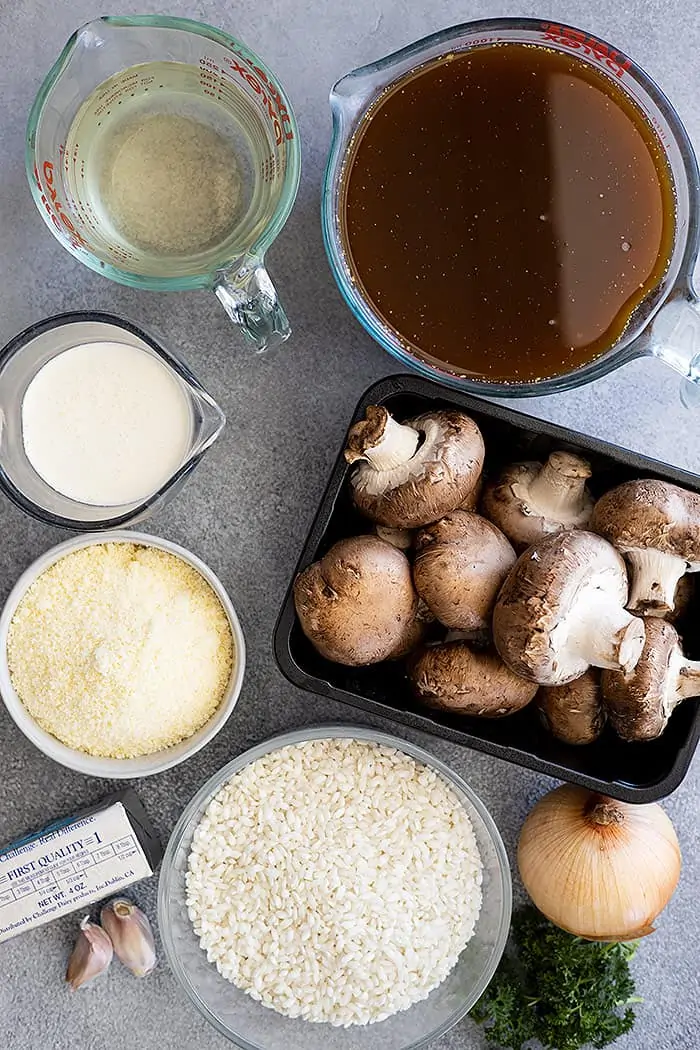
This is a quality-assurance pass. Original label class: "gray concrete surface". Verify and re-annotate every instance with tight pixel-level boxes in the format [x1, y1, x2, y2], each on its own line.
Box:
[0, 1, 698, 1048]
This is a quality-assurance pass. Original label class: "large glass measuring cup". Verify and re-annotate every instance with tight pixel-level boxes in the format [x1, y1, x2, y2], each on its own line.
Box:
[323, 18, 700, 405]
[27, 16, 301, 352]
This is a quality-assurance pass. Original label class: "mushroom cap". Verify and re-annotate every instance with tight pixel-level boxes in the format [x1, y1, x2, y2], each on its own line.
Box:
[481, 452, 593, 551]
[668, 573, 694, 624]
[493, 530, 632, 684]
[537, 670, 605, 745]
[293, 535, 417, 665]
[410, 641, 537, 716]
[349, 410, 485, 528]
[387, 599, 435, 660]
[374, 524, 414, 551]
[601, 619, 678, 741]
[413, 511, 516, 634]
[459, 473, 484, 511]
[591, 479, 700, 563]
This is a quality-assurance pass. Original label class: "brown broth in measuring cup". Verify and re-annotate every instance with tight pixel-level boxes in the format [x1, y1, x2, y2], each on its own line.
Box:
[340, 44, 676, 383]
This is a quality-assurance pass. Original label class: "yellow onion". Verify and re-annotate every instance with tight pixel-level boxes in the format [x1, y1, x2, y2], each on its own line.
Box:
[518, 784, 681, 941]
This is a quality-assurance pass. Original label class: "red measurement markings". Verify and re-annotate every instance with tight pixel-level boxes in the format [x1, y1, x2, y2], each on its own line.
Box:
[34, 160, 88, 249]
[540, 23, 633, 79]
[223, 52, 294, 146]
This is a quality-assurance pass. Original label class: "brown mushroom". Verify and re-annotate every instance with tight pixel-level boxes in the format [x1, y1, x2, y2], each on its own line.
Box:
[410, 641, 537, 716]
[387, 599, 435, 659]
[481, 450, 594, 551]
[413, 511, 515, 638]
[373, 524, 414, 551]
[591, 479, 700, 616]
[493, 530, 646, 686]
[293, 535, 417, 665]
[601, 618, 700, 741]
[537, 670, 606, 745]
[344, 406, 485, 528]
[459, 473, 484, 511]
[668, 573, 694, 624]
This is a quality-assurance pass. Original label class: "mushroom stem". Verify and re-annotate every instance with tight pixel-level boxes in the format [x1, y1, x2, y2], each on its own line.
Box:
[345, 407, 420, 470]
[521, 451, 592, 520]
[626, 548, 689, 615]
[564, 595, 645, 673]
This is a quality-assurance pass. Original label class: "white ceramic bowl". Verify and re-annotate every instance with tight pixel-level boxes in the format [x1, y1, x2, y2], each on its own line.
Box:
[0, 531, 245, 778]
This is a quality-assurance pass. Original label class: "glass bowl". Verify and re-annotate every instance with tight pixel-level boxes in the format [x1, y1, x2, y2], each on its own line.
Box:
[158, 724, 512, 1050]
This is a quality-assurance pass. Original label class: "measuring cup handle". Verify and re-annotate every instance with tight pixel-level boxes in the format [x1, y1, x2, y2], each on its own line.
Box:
[215, 259, 291, 352]
[650, 295, 700, 408]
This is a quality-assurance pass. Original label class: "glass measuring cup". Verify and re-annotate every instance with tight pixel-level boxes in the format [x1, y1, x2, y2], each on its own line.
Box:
[27, 16, 301, 352]
[0, 312, 225, 530]
[323, 18, 700, 405]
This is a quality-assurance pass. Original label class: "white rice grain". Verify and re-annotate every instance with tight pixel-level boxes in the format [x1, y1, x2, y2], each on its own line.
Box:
[185, 738, 483, 1027]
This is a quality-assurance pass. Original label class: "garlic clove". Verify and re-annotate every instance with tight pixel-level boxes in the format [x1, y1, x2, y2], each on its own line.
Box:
[66, 915, 114, 990]
[101, 898, 156, 977]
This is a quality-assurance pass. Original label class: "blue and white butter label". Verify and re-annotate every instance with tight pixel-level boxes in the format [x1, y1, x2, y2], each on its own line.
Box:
[0, 802, 152, 942]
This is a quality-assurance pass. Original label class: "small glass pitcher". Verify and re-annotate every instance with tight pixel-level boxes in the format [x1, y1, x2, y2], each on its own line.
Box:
[27, 16, 301, 352]
[323, 18, 700, 406]
[0, 312, 225, 530]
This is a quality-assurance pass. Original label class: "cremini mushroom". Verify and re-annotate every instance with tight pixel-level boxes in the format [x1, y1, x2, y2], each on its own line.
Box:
[459, 473, 483, 511]
[591, 479, 700, 616]
[373, 524, 414, 551]
[344, 406, 485, 528]
[293, 535, 417, 665]
[410, 641, 537, 716]
[601, 618, 700, 741]
[413, 511, 515, 638]
[493, 530, 646, 686]
[481, 450, 594, 551]
[669, 573, 694, 624]
[537, 670, 606, 745]
[388, 599, 435, 660]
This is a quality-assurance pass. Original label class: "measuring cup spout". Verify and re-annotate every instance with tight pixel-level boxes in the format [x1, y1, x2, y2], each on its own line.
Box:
[649, 295, 700, 408]
[330, 73, 373, 122]
[214, 258, 291, 353]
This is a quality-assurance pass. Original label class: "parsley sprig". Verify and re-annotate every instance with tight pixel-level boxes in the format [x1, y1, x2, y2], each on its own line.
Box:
[470, 906, 641, 1050]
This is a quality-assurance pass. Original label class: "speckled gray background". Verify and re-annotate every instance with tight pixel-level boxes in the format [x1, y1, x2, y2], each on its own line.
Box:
[0, 2, 698, 1048]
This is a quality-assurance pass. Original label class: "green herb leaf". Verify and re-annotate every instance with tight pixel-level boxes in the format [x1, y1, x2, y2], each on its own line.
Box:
[470, 906, 639, 1050]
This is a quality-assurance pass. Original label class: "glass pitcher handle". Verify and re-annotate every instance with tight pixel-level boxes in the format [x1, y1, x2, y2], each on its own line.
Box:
[215, 258, 291, 352]
[650, 296, 700, 408]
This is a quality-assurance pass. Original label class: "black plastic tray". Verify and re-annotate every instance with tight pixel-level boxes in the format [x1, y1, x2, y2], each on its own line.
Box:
[274, 375, 700, 802]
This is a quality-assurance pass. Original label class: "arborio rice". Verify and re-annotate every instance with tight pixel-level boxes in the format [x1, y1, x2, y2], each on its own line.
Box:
[186, 738, 483, 1027]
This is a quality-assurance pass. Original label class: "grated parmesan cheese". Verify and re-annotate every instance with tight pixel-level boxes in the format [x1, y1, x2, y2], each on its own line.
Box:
[7, 543, 234, 759]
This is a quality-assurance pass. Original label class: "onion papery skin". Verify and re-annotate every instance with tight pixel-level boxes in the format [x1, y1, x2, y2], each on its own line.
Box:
[517, 784, 681, 941]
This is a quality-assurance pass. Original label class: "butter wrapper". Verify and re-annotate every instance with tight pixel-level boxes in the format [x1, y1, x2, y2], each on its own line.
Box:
[0, 789, 162, 943]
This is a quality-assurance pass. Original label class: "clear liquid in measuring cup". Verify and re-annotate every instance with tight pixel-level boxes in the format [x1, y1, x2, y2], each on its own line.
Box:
[64, 62, 257, 263]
